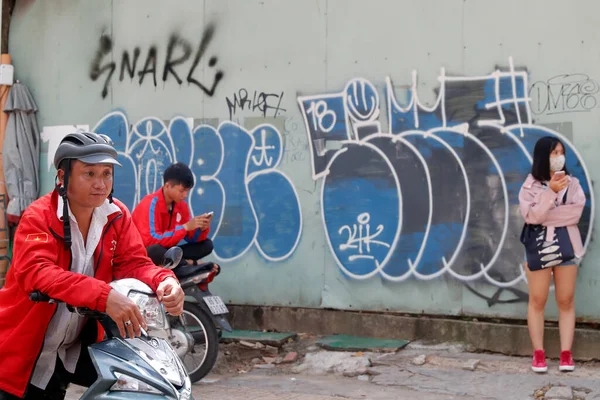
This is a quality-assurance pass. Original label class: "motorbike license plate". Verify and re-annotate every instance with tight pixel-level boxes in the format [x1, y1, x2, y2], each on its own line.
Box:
[203, 295, 229, 315]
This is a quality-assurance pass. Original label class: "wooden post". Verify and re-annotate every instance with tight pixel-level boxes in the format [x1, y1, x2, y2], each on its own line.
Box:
[0, 53, 10, 287]
[1, 0, 16, 54]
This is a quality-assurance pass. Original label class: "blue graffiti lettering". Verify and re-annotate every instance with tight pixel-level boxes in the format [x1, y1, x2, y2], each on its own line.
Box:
[93, 112, 302, 263]
[298, 58, 594, 289]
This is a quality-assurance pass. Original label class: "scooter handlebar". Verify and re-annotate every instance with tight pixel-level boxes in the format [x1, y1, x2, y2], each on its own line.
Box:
[29, 291, 53, 303]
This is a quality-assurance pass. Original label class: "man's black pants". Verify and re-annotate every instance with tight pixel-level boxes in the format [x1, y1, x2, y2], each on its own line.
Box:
[147, 239, 214, 266]
[0, 321, 98, 399]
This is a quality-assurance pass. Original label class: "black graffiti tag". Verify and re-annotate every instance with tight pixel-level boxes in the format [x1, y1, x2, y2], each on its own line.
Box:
[226, 89, 286, 120]
[89, 34, 115, 99]
[89, 24, 224, 99]
[529, 74, 599, 115]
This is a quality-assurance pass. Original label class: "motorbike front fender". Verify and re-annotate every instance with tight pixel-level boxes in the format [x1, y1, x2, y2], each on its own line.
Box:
[212, 314, 233, 332]
[82, 339, 192, 399]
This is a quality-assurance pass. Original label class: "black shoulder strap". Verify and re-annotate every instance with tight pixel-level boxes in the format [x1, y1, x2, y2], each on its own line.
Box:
[562, 187, 569, 205]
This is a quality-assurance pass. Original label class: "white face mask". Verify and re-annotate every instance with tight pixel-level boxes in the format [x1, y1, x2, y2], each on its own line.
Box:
[550, 154, 565, 172]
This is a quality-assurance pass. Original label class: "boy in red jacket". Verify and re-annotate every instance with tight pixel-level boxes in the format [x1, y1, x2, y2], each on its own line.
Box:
[132, 162, 215, 267]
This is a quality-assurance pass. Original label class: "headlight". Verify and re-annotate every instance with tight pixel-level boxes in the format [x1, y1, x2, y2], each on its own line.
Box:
[128, 291, 168, 330]
[126, 337, 185, 387]
[111, 372, 162, 394]
[110, 279, 168, 331]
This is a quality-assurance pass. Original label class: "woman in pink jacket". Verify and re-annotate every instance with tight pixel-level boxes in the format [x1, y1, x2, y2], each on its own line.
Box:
[519, 136, 586, 374]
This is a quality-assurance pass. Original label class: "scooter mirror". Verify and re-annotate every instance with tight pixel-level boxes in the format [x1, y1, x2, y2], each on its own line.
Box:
[163, 246, 183, 269]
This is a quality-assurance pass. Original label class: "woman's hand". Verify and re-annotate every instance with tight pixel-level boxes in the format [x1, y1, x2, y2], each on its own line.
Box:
[549, 173, 568, 193]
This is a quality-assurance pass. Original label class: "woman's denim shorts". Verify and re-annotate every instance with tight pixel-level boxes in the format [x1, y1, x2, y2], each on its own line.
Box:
[553, 257, 581, 267]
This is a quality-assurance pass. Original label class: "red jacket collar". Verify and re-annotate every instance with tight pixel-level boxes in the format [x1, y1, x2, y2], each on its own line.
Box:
[153, 188, 176, 214]
[48, 189, 123, 238]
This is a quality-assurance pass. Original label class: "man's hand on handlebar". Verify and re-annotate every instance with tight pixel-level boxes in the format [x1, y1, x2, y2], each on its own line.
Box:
[105, 289, 147, 339]
[157, 277, 185, 316]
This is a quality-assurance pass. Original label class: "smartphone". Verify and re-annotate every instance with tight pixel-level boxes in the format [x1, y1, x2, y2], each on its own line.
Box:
[555, 170, 566, 178]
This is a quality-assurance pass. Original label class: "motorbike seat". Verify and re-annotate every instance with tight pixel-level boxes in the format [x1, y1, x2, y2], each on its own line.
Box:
[172, 262, 215, 280]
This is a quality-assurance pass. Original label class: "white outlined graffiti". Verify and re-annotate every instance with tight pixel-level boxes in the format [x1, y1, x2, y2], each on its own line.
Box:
[298, 57, 594, 291]
[251, 128, 277, 168]
[338, 212, 390, 254]
[321, 139, 403, 280]
[92, 111, 303, 263]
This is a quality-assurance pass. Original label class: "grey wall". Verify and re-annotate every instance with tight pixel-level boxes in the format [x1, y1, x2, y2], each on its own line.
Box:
[8, 0, 600, 321]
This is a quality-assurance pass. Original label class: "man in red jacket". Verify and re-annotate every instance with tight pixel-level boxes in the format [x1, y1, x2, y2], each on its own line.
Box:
[132, 162, 215, 268]
[0, 131, 184, 399]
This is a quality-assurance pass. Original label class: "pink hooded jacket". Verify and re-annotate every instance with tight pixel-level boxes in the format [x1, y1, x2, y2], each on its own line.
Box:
[518, 174, 586, 258]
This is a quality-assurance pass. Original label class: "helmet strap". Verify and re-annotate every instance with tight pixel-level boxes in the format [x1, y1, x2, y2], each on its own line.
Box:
[109, 168, 115, 204]
[55, 159, 72, 250]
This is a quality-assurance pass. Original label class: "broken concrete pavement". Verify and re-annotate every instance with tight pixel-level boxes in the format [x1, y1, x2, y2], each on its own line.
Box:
[212, 332, 600, 399]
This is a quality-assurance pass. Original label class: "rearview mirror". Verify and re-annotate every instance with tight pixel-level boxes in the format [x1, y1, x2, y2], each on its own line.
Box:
[163, 246, 183, 269]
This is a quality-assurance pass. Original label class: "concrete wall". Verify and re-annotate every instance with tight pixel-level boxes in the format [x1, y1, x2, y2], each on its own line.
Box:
[8, 0, 600, 321]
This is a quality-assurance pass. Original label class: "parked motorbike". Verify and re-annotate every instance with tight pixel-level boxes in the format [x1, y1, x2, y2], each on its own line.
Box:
[161, 246, 233, 383]
[29, 276, 193, 399]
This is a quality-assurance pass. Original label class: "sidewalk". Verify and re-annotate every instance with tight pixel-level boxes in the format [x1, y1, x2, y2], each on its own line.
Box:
[66, 338, 600, 399]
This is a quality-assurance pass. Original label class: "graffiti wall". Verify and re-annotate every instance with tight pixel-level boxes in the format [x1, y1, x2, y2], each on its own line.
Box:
[92, 112, 302, 262]
[8, 0, 600, 321]
[298, 63, 594, 304]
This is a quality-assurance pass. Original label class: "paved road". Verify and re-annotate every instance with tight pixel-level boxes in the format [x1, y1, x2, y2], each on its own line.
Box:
[67, 372, 470, 399]
[65, 341, 600, 399]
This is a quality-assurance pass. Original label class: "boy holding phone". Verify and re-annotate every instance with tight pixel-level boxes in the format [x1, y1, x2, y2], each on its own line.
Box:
[132, 162, 216, 268]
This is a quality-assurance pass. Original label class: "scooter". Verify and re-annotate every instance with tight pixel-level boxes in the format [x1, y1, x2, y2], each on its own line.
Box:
[29, 249, 193, 399]
[162, 247, 233, 383]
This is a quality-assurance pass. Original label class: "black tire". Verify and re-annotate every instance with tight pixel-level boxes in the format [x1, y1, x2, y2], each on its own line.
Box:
[177, 302, 220, 383]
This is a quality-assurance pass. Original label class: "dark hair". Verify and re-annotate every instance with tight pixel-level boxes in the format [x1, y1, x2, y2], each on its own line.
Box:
[163, 162, 194, 188]
[531, 136, 569, 181]
[58, 159, 70, 172]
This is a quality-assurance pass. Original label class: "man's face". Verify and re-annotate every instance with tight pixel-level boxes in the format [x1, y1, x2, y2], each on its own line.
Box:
[165, 183, 189, 203]
[58, 160, 114, 209]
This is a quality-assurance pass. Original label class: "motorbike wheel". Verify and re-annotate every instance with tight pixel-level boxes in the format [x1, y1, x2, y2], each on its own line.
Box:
[174, 303, 220, 383]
